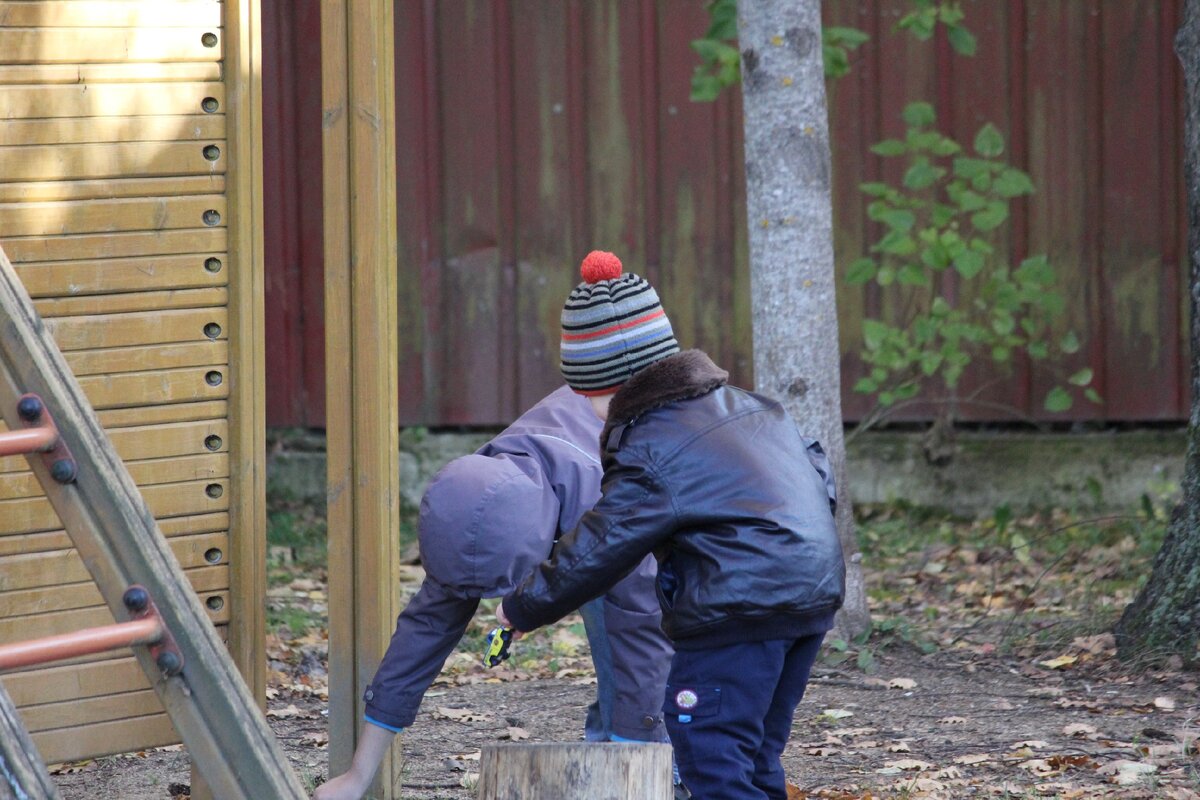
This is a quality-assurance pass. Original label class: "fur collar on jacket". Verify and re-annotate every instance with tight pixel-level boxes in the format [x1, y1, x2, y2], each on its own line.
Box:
[601, 349, 729, 445]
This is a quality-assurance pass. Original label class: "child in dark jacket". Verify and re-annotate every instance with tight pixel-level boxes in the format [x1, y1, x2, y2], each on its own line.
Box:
[499, 251, 845, 800]
[313, 387, 673, 800]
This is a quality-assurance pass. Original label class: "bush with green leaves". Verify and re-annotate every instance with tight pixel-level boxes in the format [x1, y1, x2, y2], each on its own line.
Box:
[847, 102, 1096, 417]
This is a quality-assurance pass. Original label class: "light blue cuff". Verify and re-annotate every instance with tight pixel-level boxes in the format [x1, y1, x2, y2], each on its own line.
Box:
[609, 733, 639, 743]
[364, 715, 404, 734]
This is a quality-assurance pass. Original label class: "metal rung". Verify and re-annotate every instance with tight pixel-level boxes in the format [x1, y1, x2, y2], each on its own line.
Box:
[0, 394, 76, 482]
[0, 586, 182, 675]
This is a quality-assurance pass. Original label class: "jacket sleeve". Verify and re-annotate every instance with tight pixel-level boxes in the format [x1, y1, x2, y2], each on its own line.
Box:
[363, 578, 480, 730]
[503, 451, 677, 633]
[801, 436, 838, 516]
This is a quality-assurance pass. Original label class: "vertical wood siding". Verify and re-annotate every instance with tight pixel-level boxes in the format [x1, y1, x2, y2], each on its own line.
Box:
[263, 0, 1188, 428]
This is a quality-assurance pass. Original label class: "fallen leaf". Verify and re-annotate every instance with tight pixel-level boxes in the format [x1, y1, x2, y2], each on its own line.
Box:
[887, 741, 911, 753]
[434, 707, 492, 723]
[1097, 760, 1157, 786]
[938, 716, 968, 725]
[302, 731, 329, 747]
[1011, 739, 1048, 750]
[1063, 723, 1097, 737]
[1039, 654, 1078, 670]
[266, 703, 308, 719]
[888, 677, 917, 690]
[954, 753, 991, 765]
[500, 726, 529, 741]
[820, 708, 855, 720]
[1154, 696, 1177, 711]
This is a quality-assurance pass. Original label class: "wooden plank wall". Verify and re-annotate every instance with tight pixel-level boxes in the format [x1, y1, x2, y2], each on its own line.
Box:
[0, 0, 240, 764]
[262, 0, 1188, 428]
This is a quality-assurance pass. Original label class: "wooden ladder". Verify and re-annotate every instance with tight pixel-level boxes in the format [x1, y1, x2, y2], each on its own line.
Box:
[0, 244, 307, 800]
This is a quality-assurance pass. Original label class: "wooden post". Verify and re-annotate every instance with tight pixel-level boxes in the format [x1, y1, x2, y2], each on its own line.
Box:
[478, 743, 674, 800]
[191, 2, 266, 797]
[321, 0, 402, 796]
[0, 680, 61, 800]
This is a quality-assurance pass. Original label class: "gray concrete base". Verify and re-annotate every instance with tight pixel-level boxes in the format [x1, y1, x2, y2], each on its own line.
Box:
[266, 428, 1186, 518]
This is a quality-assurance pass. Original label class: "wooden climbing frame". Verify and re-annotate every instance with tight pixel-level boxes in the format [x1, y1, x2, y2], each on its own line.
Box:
[0, 245, 305, 800]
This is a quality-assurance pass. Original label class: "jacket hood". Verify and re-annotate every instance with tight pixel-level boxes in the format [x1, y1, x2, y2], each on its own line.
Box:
[418, 453, 560, 598]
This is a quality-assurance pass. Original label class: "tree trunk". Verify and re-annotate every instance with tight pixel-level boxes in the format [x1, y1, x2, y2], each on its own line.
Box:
[1114, 0, 1200, 664]
[737, 0, 869, 636]
[477, 743, 673, 800]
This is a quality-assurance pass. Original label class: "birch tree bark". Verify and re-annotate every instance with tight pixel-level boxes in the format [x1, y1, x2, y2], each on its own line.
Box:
[737, 0, 869, 635]
[1115, 0, 1200, 664]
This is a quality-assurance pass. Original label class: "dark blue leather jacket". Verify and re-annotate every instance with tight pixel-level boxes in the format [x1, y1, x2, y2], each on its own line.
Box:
[504, 351, 845, 649]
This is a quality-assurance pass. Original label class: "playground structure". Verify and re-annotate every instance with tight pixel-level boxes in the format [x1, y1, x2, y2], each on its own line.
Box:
[0, 0, 409, 795]
[0, 244, 305, 799]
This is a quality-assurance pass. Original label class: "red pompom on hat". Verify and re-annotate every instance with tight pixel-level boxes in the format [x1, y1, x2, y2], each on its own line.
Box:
[580, 250, 623, 283]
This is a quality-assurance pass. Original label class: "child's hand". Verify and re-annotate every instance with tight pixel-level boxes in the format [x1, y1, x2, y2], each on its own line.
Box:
[495, 602, 524, 639]
[313, 771, 370, 800]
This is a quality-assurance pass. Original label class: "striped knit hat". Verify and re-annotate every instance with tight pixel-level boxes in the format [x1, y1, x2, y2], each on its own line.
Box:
[560, 251, 679, 395]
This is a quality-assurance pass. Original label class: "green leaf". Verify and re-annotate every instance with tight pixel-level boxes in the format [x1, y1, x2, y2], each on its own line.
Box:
[994, 168, 1036, 197]
[690, 72, 722, 103]
[824, 47, 851, 79]
[1085, 387, 1103, 404]
[877, 208, 916, 230]
[930, 136, 961, 157]
[876, 266, 896, 286]
[862, 319, 889, 351]
[894, 382, 920, 401]
[931, 296, 951, 316]
[1044, 386, 1072, 413]
[903, 159, 944, 190]
[952, 250, 985, 279]
[825, 26, 871, 47]
[705, 0, 738, 40]
[991, 345, 1011, 362]
[860, 182, 891, 197]
[690, 38, 726, 60]
[898, 264, 930, 286]
[879, 391, 896, 407]
[992, 313, 1015, 336]
[902, 101, 937, 128]
[931, 203, 957, 227]
[1027, 341, 1049, 359]
[870, 139, 908, 157]
[845, 257, 877, 285]
[853, 377, 878, 394]
[956, 190, 987, 212]
[920, 351, 943, 375]
[971, 201, 1009, 231]
[973, 123, 1005, 158]
[953, 157, 993, 180]
[877, 230, 917, 255]
[1060, 331, 1081, 354]
[1069, 367, 1094, 386]
[946, 24, 977, 56]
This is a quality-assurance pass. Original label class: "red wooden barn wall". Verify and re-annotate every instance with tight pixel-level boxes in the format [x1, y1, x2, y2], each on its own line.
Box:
[261, 0, 1188, 429]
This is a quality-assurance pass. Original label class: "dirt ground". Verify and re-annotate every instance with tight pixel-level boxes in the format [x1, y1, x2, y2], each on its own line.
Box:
[47, 635, 1199, 799]
[43, 503, 1200, 799]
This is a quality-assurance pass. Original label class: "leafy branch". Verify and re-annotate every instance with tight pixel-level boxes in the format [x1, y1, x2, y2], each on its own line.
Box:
[847, 103, 1098, 415]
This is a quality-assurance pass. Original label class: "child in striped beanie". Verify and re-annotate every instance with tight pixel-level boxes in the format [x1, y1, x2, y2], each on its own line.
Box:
[560, 251, 680, 395]
[501, 248, 844, 799]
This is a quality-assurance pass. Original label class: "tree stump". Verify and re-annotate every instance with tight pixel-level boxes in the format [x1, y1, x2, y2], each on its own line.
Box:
[477, 742, 673, 800]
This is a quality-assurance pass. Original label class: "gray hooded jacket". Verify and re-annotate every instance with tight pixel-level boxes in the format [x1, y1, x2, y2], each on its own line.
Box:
[363, 387, 672, 737]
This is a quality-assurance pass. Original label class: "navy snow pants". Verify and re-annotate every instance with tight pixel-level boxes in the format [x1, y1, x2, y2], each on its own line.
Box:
[663, 633, 825, 800]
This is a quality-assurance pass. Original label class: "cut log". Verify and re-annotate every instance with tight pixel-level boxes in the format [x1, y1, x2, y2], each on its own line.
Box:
[477, 742, 673, 800]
